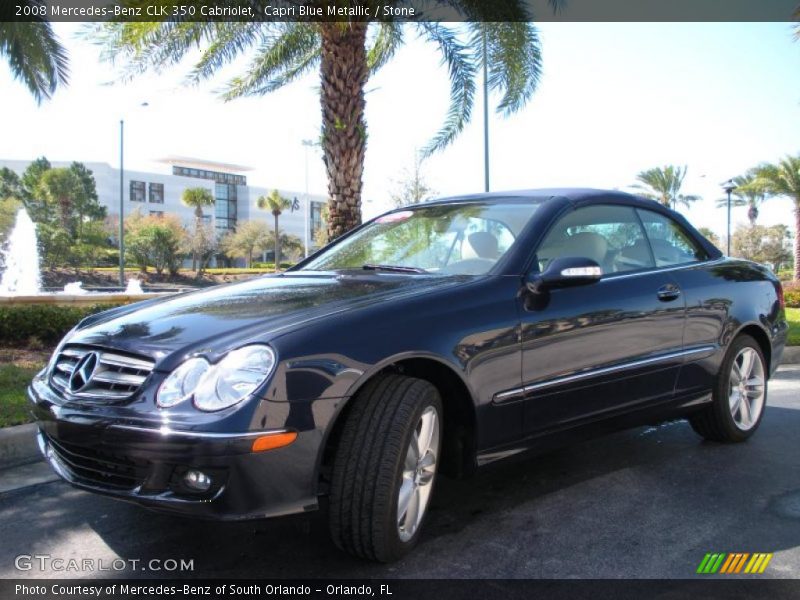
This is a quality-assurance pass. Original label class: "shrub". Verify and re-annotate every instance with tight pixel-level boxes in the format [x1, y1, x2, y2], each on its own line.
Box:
[250, 262, 294, 270]
[784, 281, 800, 308]
[126, 212, 185, 275]
[0, 303, 123, 346]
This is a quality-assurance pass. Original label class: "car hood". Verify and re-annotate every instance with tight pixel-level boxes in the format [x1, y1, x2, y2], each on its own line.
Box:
[68, 271, 465, 367]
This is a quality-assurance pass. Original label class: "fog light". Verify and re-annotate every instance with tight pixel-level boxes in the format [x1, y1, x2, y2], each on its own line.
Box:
[183, 469, 212, 492]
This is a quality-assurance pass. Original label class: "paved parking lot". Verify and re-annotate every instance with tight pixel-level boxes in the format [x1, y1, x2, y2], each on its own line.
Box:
[1, 366, 799, 579]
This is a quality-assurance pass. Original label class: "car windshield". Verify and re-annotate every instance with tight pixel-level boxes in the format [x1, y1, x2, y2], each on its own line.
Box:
[300, 200, 543, 275]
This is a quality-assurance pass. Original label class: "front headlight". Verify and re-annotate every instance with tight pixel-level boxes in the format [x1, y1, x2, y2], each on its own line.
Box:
[156, 357, 210, 408]
[193, 345, 276, 412]
[156, 345, 276, 412]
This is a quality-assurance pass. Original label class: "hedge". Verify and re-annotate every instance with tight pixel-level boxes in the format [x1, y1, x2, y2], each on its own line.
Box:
[0, 304, 122, 346]
[785, 281, 800, 309]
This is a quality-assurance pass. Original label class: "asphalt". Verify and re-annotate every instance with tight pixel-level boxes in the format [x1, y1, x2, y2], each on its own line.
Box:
[1, 366, 799, 580]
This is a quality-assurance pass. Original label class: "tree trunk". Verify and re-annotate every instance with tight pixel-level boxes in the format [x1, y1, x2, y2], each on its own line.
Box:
[274, 214, 280, 272]
[794, 204, 800, 281]
[193, 207, 203, 271]
[319, 22, 368, 241]
[58, 195, 71, 233]
[748, 204, 758, 226]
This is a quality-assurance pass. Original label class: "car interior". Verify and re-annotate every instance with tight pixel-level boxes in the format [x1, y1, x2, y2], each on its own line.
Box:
[536, 205, 705, 275]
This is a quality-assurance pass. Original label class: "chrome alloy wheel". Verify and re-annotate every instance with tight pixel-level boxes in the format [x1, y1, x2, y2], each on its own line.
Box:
[397, 406, 439, 542]
[728, 347, 766, 431]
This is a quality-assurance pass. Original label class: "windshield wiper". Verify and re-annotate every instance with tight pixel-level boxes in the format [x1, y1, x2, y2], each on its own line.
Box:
[362, 264, 428, 274]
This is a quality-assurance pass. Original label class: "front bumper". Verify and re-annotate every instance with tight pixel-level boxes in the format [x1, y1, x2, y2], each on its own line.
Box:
[29, 379, 323, 521]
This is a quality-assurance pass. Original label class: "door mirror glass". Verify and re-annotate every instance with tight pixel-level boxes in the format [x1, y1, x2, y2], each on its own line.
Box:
[527, 257, 602, 293]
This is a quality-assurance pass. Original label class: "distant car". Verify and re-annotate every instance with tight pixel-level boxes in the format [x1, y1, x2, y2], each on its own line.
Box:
[30, 189, 788, 561]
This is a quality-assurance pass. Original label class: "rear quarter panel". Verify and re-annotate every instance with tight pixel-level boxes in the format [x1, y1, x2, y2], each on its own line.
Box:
[671, 258, 787, 399]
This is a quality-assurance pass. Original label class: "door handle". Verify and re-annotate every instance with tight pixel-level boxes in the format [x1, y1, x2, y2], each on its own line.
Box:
[657, 284, 681, 302]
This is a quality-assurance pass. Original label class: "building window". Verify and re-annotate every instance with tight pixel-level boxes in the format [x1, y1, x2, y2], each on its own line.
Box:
[130, 180, 145, 202]
[149, 210, 164, 217]
[172, 166, 246, 186]
[149, 182, 164, 204]
[214, 182, 237, 232]
[311, 201, 325, 242]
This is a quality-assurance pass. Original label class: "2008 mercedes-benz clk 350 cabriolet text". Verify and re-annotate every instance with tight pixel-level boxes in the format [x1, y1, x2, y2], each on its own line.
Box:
[30, 189, 788, 561]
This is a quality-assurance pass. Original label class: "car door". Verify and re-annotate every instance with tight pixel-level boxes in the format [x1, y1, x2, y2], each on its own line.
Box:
[514, 204, 687, 435]
[635, 207, 721, 399]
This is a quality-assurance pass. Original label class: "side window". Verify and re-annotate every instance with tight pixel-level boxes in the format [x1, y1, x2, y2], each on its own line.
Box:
[537, 205, 654, 274]
[637, 209, 708, 267]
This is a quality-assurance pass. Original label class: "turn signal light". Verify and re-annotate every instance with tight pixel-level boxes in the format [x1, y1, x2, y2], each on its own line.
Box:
[251, 431, 297, 453]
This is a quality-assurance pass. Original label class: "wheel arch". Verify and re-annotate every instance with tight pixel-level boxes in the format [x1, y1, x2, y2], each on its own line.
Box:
[730, 322, 773, 375]
[315, 353, 478, 494]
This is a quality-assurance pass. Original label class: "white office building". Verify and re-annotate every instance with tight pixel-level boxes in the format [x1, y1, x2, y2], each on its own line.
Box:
[0, 156, 327, 264]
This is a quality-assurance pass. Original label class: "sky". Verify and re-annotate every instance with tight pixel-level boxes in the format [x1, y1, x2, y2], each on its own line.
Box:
[1, 21, 799, 238]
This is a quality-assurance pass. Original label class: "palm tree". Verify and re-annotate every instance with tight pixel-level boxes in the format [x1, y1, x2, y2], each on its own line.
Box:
[0, 5, 69, 103]
[181, 187, 215, 271]
[97, 4, 562, 240]
[258, 190, 292, 272]
[37, 167, 81, 232]
[752, 155, 800, 280]
[714, 171, 767, 226]
[633, 165, 701, 210]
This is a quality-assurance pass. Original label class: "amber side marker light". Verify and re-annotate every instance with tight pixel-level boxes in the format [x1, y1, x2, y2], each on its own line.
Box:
[251, 431, 298, 452]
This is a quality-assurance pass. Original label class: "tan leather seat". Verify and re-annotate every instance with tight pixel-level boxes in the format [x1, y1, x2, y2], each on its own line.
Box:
[559, 231, 608, 264]
[468, 232, 500, 259]
[616, 238, 654, 269]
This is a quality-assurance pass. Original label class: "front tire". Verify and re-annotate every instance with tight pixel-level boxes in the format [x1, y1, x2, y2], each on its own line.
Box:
[329, 374, 442, 562]
[689, 334, 767, 443]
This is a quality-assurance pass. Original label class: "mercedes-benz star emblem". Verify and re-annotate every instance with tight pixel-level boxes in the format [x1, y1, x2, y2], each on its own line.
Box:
[68, 352, 100, 393]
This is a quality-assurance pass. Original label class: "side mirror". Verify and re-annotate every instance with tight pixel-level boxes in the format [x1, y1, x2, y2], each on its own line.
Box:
[526, 257, 602, 294]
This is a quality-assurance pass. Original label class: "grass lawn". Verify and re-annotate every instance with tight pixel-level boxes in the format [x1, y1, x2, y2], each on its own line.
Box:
[788, 307, 800, 347]
[0, 349, 48, 428]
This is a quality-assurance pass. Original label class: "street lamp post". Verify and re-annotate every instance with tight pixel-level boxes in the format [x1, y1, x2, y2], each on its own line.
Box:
[118, 102, 149, 287]
[118, 119, 124, 287]
[301, 139, 317, 258]
[482, 28, 489, 193]
[722, 179, 736, 256]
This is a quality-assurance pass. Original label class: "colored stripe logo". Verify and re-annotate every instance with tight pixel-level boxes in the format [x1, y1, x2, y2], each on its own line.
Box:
[697, 553, 773, 574]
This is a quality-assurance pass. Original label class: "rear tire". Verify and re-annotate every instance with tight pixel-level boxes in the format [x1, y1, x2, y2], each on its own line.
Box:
[329, 374, 442, 562]
[689, 334, 767, 443]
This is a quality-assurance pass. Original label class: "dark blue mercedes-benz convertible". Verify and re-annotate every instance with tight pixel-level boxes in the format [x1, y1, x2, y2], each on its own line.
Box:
[30, 189, 788, 561]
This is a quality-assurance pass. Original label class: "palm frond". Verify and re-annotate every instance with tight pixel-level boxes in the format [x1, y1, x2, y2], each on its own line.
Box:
[418, 22, 477, 157]
[0, 18, 69, 103]
[633, 165, 694, 207]
[366, 22, 404, 74]
[222, 23, 320, 99]
[794, 5, 800, 40]
[93, 22, 216, 81]
[188, 23, 262, 83]
[675, 194, 700, 209]
[714, 196, 748, 209]
[754, 155, 800, 201]
[469, 22, 542, 116]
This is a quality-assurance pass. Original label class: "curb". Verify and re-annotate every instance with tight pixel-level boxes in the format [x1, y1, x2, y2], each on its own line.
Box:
[782, 346, 800, 365]
[0, 423, 39, 469]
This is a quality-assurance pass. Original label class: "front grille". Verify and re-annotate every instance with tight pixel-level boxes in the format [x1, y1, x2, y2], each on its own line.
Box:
[50, 345, 155, 401]
[47, 436, 149, 490]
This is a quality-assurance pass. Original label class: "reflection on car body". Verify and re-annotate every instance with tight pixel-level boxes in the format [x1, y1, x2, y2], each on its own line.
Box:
[30, 188, 788, 562]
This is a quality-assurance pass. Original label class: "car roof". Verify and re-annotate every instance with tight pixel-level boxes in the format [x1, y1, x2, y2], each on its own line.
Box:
[420, 187, 665, 211]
